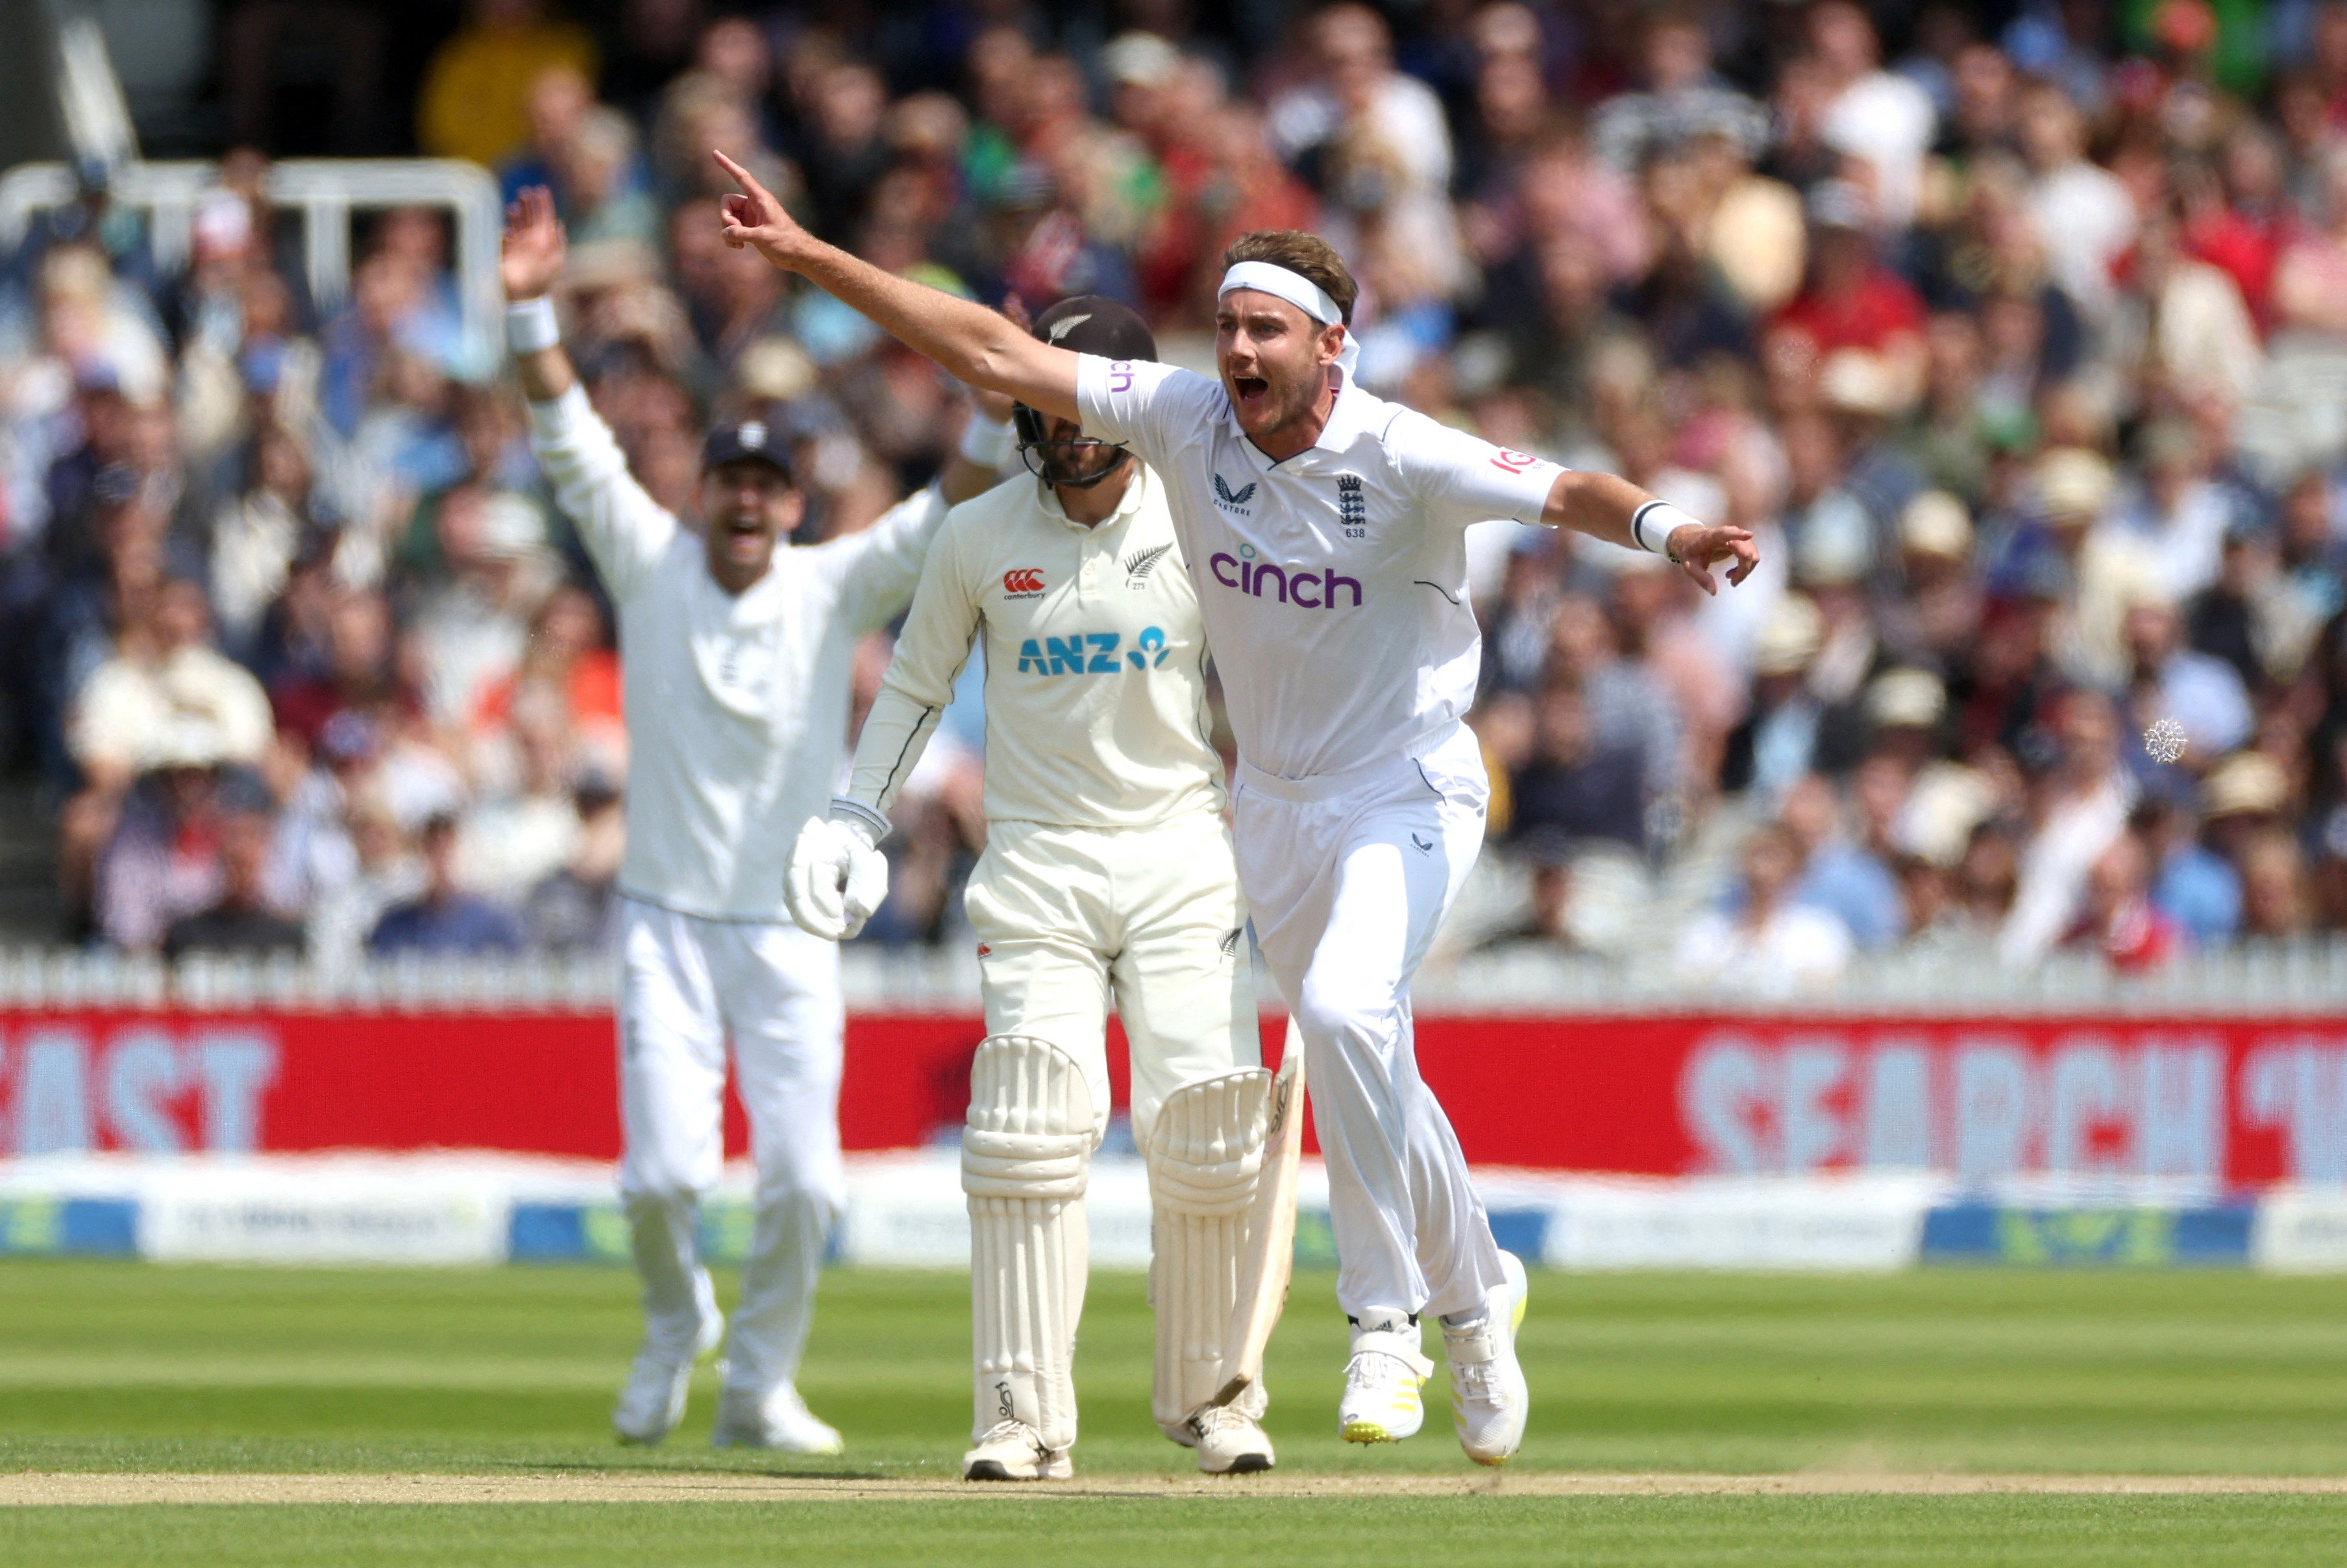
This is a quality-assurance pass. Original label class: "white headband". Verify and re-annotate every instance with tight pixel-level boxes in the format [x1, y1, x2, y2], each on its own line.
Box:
[1218, 261, 1360, 380]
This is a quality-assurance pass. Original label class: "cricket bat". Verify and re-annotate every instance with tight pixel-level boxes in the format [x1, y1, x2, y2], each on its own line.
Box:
[1210, 1022, 1305, 1408]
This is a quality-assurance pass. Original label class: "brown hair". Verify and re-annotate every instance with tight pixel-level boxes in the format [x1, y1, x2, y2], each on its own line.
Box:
[1220, 230, 1358, 325]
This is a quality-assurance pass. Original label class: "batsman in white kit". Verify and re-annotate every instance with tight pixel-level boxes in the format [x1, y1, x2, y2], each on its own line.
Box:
[785, 297, 1279, 1479]
[717, 152, 1758, 1465]
[500, 188, 1001, 1451]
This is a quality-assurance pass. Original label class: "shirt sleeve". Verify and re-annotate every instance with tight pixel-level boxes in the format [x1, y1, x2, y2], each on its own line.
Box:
[839, 511, 981, 829]
[1391, 411, 1566, 532]
[828, 485, 951, 635]
[1073, 355, 1217, 469]
[525, 385, 676, 604]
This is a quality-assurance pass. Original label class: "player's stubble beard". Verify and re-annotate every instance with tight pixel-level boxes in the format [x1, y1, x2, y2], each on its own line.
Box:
[1221, 333, 1336, 448]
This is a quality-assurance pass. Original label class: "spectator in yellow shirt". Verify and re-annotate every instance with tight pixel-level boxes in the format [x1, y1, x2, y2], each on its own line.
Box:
[417, 0, 598, 169]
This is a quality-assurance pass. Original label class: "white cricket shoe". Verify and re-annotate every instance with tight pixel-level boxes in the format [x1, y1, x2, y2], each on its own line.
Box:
[1444, 1249, 1530, 1467]
[1336, 1315, 1433, 1444]
[612, 1312, 722, 1445]
[1185, 1405, 1275, 1475]
[711, 1383, 844, 1454]
[961, 1420, 1072, 1481]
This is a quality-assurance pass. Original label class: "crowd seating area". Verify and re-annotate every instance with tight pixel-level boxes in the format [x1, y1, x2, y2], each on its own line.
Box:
[3, 0, 2346, 992]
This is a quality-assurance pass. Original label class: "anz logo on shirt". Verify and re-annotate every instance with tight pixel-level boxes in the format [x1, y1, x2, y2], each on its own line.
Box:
[1016, 626, 1174, 675]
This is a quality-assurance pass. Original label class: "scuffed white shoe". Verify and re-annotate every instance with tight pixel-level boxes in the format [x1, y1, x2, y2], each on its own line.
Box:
[1337, 1314, 1432, 1444]
[1185, 1404, 1275, 1474]
[1444, 1249, 1530, 1467]
[612, 1312, 722, 1445]
[711, 1382, 844, 1454]
[962, 1419, 1072, 1481]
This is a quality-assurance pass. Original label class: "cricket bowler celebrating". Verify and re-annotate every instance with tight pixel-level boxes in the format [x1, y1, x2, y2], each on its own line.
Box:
[785, 297, 1277, 1480]
[715, 151, 1756, 1465]
[500, 188, 1002, 1452]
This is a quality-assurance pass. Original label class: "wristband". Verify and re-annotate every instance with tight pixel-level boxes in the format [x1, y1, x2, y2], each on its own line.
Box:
[829, 796, 889, 842]
[1630, 500, 1693, 562]
[505, 297, 560, 356]
[958, 411, 1014, 470]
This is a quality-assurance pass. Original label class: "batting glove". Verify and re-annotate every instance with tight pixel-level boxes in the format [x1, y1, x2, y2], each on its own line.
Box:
[785, 815, 889, 940]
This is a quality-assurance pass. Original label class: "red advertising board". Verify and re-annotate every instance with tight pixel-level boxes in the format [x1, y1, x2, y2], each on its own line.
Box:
[1, 1009, 2342, 1186]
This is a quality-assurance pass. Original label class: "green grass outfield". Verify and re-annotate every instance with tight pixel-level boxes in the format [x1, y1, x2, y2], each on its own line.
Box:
[3, 1260, 2345, 1564]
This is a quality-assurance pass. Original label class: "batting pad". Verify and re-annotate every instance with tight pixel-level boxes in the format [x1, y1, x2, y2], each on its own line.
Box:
[961, 1035, 1096, 1451]
[1146, 1068, 1274, 1436]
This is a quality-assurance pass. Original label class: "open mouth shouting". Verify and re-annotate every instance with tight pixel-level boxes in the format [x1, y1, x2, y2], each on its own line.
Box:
[718, 511, 769, 563]
[1231, 374, 1271, 410]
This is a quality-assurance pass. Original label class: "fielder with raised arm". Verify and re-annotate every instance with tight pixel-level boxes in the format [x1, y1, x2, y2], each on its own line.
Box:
[499, 188, 1002, 1453]
[714, 150, 1757, 1466]
[785, 297, 1278, 1480]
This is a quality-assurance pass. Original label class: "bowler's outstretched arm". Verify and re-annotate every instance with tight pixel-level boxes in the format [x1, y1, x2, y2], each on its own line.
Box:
[713, 150, 1081, 424]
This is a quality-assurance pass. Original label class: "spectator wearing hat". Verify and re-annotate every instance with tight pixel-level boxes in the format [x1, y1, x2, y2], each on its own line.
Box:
[1877, 491, 1983, 672]
[1722, 593, 1839, 801]
[1992, 446, 2166, 689]
[1863, 667, 1950, 763]
[2201, 750, 2294, 870]
[367, 814, 525, 956]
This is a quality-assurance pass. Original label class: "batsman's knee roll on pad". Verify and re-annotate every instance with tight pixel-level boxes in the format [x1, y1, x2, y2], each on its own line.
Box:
[1146, 1069, 1275, 1433]
[962, 1034, 1095, 1452]
[961, 1033, 1097, 1198]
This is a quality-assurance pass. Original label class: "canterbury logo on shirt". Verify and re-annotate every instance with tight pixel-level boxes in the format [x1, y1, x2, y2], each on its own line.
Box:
[1208, 550, 1362, 609]
[1015, 627, 1174, 673]
[1001, 568, 1046, 596]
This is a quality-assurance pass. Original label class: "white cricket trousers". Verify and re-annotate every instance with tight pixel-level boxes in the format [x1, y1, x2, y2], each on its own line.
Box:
[616, 898, 845, 1399]
[1231, 722, 1505, 1323]
[964, 810, 1260, 1147]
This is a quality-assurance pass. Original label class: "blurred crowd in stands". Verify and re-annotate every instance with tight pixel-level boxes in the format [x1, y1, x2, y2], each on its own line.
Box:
[3, 0, 2347, 988]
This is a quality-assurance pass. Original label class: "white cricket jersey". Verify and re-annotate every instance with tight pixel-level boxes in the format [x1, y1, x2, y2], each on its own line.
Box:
[841, 462, 1222, 833]
[1075, 358, 1564, 780]
[527, 385, 945, 921]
